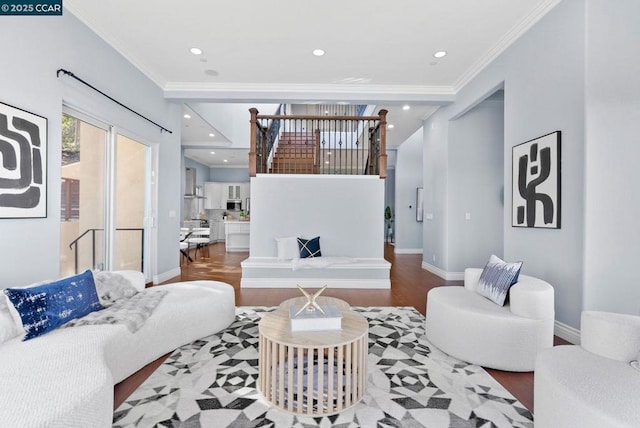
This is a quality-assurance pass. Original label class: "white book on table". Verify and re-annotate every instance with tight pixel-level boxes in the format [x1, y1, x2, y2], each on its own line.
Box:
[289, 305, 343, 331]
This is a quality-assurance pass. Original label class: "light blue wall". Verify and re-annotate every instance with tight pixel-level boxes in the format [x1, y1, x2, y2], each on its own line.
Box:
[447, 99, 504, 271]
[394, 129, 423, 252]
[423, 0, 587, 328]
[184, 157, 210, 189]
[583, 0, 640, 314]
[0, 13, 181, 286]
[209, 168, 250, 182]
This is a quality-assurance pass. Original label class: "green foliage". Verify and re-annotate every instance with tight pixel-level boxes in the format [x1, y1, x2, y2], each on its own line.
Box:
[61, 114, 80, 165]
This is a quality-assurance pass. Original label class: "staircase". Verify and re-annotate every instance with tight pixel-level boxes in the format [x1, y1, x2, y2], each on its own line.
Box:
[270, 132, 317, 174]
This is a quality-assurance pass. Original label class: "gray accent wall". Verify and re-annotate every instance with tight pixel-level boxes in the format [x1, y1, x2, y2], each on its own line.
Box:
[583, 0, 640, 314]
[394, 129, 423, 252]
[447, 99, 504, 271]
[0, 13, 181, 287]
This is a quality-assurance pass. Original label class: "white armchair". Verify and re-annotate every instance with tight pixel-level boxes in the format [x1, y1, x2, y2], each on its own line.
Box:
[534, 311, 640, 428]
[425, 268, 555, 371]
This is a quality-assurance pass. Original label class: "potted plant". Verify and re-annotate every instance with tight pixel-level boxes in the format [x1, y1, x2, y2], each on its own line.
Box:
[384, 206, 394, 243]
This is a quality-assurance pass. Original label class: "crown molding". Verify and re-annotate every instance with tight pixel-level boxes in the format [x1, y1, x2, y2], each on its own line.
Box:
[453, 0, 562, 92]
[163, 82, 456, 104]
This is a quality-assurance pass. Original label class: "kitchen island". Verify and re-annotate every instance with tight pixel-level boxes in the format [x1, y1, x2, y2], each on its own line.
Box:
[224, 220, 250, 252]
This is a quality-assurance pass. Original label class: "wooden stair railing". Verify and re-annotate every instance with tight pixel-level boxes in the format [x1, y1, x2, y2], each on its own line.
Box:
[249, 108, 387, 178]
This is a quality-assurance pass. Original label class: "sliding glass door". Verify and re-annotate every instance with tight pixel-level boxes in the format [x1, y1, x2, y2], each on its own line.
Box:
[113, 134, 147, 271]
[59, 110, 150, 277]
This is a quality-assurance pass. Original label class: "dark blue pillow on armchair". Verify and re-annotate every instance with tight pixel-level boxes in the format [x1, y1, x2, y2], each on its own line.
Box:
[4, 269, 104, 340]
[297, 236, 322, 258]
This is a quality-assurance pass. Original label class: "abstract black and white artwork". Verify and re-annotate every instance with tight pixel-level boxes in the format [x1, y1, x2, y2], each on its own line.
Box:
[512, 131, 561, 229]
[0, 101, 47, 218]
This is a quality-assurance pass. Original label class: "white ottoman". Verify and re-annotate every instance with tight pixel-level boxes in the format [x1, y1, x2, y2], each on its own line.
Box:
[534, 311, 640, 427]
[425, 268, 554, 371]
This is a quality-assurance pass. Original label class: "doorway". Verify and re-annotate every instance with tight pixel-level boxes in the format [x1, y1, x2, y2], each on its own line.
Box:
[59, 110, 150, 278]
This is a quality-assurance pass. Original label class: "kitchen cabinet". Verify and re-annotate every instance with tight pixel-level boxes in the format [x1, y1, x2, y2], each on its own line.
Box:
[204, 182, 223, 209]
[217, 219, 225, 241]
[207, 219, 226, 243]
[218, 182, 251, 210]
[225, 184, 241, 200]
[209, 220, 218, 242]
[225, 220, 250, 252]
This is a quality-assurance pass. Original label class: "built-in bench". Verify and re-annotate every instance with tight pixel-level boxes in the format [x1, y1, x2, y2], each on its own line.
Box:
[240, 257, 391, 289]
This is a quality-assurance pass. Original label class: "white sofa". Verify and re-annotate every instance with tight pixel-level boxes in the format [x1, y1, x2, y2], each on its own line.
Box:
[425, 268, 554, 371]
[0, 271, 236, 428]
[535, 311, 640, 428]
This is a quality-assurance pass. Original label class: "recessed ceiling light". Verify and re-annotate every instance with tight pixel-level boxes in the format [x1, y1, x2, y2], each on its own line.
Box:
[210, 151, 216, 155]
[209, 133, 215, 137]
[223, 159, 228, 163]
[388, 124, 395, 129]
[325, 161, 330, 164]
[433, 50, 447, 58]
[312, 49, 325, 56]
[402, 105, 410, 110]
[183, 114, 191, 119]
[190, 47, 203, 55]
[327, 152, 332, 155]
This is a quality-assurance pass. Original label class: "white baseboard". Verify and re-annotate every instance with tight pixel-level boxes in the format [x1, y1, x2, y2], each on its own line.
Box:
[394, 248, 423, 254]
[421, 262, 464, 281]
[554, 320, 580, 344]
[153, 267, 181, 285]
[241, 278, 390, 289]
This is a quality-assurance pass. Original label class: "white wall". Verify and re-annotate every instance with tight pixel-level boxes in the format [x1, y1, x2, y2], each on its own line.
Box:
[394, 129, 423, 252]
[0, 13, 181, 287]
[250, 175, 384, 258]
[447, 98, 504, 271]
[423, 0, 587, 328]
[583, 0, 640, 314]
[188, 103, 279, 147]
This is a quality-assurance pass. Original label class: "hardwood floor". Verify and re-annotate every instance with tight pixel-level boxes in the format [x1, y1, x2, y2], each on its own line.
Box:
[115, 242, 566, 413]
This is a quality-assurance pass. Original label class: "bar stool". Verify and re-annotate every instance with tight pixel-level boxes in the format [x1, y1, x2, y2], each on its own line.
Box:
[180, 228, 192, 264]
[188, 228, 211, 259]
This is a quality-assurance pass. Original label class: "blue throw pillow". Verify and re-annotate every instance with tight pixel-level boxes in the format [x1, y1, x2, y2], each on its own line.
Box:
[297, 236, 322, 258]
[4, 269, 104, 340]
[476, 255, 523, 306]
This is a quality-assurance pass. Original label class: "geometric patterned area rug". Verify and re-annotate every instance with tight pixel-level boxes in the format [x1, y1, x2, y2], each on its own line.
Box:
[113, 307, 533, 427]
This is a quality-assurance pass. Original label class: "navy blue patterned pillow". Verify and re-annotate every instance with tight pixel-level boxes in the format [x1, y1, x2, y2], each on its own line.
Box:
[4, 269, 104, 340]
[477, 255, 523, 306]
[297, 236, 322, 258]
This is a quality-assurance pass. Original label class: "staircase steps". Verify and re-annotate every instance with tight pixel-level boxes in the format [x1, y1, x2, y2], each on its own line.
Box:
[270, 134, 317, 174]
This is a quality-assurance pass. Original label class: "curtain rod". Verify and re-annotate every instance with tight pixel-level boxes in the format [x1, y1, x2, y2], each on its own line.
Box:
[56, 68, 173, 134]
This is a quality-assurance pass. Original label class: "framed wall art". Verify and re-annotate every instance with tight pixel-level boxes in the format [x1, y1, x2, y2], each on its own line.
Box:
[0, 101, 47, 218]
[512, 131, 561, 229]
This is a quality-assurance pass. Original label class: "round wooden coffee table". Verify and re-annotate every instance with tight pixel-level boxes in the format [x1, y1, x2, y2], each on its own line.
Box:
[258, 296, 368, 416]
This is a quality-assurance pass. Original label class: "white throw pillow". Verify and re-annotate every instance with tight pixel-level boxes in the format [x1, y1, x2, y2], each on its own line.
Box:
[477, 254, 523, 306]
[0, 293, 21, 344]
[276, 237, 300, 261]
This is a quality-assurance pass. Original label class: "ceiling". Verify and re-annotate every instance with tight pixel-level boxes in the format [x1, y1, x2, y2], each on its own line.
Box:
[65, 0, 560, 167]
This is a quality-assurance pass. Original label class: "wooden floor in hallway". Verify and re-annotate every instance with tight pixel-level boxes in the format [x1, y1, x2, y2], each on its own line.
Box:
[115, 242, 559, 414]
